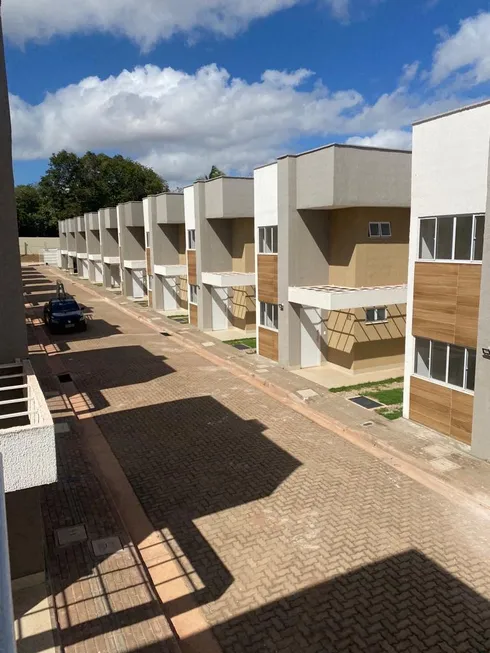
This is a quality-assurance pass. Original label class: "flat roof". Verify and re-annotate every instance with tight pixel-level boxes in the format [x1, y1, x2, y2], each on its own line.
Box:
[183, 175, 253, 189]
[413, 98, 490, 126]
[277, 142, 412, 161]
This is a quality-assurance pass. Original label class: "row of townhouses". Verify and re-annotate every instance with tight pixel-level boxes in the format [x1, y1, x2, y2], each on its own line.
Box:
[57, 101, 490, 465]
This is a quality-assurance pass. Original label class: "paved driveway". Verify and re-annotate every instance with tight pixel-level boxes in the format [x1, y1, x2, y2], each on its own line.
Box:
[39, 270, 490, 653]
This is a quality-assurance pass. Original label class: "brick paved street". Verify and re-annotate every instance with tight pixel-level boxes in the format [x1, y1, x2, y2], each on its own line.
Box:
[29, 267, 490, 652]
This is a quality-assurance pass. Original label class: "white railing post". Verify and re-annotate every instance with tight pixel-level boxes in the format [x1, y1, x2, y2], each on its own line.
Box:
[0, 453, 16, 653]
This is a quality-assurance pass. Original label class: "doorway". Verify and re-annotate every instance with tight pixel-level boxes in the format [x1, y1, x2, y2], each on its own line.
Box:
[300, 307, 323, 368]
[211, 287, 230, 330]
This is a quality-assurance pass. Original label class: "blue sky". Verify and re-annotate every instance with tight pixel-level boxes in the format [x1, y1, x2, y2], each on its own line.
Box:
[5, 0, 490, 187]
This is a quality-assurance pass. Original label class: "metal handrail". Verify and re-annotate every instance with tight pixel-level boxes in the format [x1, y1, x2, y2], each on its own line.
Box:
[0, 454, 16, 653]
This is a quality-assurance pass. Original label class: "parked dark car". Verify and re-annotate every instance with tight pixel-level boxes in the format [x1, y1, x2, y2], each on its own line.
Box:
[43, 298, 87, 333]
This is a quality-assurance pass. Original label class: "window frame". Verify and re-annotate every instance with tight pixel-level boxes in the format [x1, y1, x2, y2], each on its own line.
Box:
[187, 229, 196, 250]
[365, 306, 387, 324]
[418, 214, 484, 263]
[189, 284, 198, 305]
[258, 226, 278, 254]
[413, 337, 476, 394]
[368, 222, 392, 239]
[259, 301, 279, 331]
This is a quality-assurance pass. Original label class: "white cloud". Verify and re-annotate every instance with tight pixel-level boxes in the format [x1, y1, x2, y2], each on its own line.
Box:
[10, 61, 470, 186]
[431, 12, 490, 86]
[346, 129, 412, 150]
[2, 0, 299, 51]
[3, 0, 353, 51]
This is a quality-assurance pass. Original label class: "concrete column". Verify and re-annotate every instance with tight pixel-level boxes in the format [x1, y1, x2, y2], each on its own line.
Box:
[472, 149, 490, 459]
[277, 157, 301, 367]
[0, 12, 27, 363]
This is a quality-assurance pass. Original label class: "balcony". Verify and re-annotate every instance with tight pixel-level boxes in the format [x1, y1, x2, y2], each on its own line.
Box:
[288, 284, 407, 311]
[154, 264, 187, 277]
[123, 259, 146, 270]
[202, 271, 256, 288]
[103, 256, 120, 265]
[0, 360, 56, 493]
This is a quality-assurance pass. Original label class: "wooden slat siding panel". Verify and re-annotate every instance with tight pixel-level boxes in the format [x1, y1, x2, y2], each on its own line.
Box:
[189, 304, 198, 326]
[450, 390, 474, 445]
[258, 327, 278, 361]
[257, 254, 278, 304]
[409, 376, 451, 435]
[455, 264, 481, 348]
[412, 262, 458, 343]
[187, 250, 197, 285]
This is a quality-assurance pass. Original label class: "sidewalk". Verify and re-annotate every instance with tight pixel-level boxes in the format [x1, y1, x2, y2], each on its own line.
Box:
[23, 268, 181, 653]
[49, 266, 490, 513]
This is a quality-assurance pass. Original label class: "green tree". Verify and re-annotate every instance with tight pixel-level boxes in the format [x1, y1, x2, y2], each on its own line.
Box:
[197, 165, 225, 181]
[37, 150, 168, 223]
[15, 184, 57, 236]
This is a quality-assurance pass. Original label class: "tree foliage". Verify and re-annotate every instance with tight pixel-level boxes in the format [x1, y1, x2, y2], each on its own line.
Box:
[197, 165, 225, 181]
[16, 150, 168, 236]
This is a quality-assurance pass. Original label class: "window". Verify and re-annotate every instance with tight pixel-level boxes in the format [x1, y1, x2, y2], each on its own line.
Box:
[258, 226, 278, 253]
[365, 307, 387, 323]
[368, 222, 391, 238]
[259, 302, 278, 330]
[189, 284, 198, 304]
[187, 229, 196, 250]
[418, 214, 484, 262]
[413, 337, 476, 392]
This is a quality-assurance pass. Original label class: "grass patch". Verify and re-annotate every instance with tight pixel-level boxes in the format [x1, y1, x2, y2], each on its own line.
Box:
[224, 337, 257, 349]
[329, 376, 404, 394]
[363, 387, 403, 405]
[376, 406, 403, 421]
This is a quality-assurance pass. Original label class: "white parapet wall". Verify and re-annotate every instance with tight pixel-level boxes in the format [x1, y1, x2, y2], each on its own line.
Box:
[0, 360, 56, 493]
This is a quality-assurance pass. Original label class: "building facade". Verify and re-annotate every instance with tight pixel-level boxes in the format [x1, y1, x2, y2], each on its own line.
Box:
[403, 101, 490, 457]
[184, 177, 256, 333]
[254, 145, 411, 376]
[0, 5, 56, 647]
[117, 201, 147, 300]
[145, 192, 188, 314]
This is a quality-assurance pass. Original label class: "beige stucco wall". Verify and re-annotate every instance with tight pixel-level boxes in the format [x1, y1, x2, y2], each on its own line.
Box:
[231, 218, 255, 273]
[326, 304, 406, 371]
[327, 207, 410, 287]
[178, 224, 186, 265]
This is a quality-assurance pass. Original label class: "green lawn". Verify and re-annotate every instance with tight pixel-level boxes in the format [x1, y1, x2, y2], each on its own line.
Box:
[363, 387, 404, 406]
[224, 337, 257, 349]
[376, 406, 403, 420]
[329, 377, 404, 394]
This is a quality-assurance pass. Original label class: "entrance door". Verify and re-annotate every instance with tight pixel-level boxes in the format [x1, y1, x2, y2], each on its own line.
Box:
[300, 307, 323, 368]
[132, 269, 146, 298]
[163, 278, 178, 310]
[211, 287, 229, 330]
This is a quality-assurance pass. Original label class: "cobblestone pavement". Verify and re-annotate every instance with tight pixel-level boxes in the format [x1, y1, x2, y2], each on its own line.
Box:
[32, 267, 490, 653]
[23, 268, 179, 653]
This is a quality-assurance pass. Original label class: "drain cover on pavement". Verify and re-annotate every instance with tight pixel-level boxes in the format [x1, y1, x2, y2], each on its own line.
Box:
[232, 343, 250, 350]
[349, 396, 383, 409]
[57, 373, 72, 384]
[56, 524, 87, 547]
[91, 536, 123, 557]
